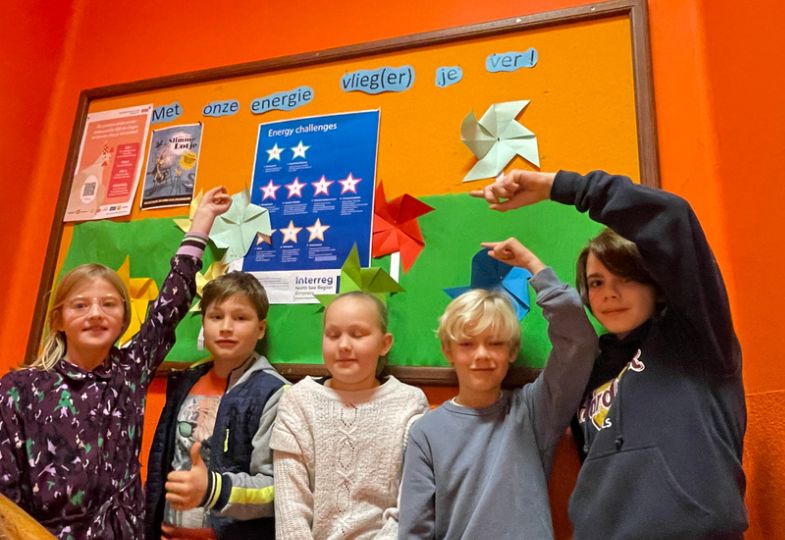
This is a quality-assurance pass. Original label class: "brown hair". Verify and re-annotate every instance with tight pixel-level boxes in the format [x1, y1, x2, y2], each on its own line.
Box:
[200, 272, 269, 320]
[576, 228, 661, 311]
[32, 264, 130, 370]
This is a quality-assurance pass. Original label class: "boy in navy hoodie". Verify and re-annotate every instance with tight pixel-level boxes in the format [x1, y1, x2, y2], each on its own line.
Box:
[473, 170, 747, 539]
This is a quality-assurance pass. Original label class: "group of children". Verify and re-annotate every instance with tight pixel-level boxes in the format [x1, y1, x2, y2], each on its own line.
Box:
[0, 169, 746, 540]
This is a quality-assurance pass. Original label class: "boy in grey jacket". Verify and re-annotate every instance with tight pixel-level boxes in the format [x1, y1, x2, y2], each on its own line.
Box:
[398, 237, 597, 540]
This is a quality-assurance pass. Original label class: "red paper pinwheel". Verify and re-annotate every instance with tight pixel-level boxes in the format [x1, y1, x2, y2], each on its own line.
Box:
[372, 182, 435, 272]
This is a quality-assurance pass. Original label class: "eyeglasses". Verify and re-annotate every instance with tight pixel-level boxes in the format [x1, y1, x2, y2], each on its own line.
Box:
[64, 297, 125, 317]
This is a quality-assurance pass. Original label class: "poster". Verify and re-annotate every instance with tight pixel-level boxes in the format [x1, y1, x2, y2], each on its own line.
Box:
[64, 104, 152, 222]
[140, 123, 203, 209]
[243, 110, 380, 304]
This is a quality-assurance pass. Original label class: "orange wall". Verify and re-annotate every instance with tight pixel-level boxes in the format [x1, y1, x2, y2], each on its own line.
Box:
[2, 0, 784, 538]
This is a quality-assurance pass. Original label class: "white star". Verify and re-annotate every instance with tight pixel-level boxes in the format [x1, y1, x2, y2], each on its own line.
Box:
[286, 177, 305, 198]
[291, 141, 310, 159]
[260, 180, 280, 200]
[306, 218, 330, 242]
[311, 175, 334, 196]
[338, 172, 362, 194]
[266, 144, 283, 162]
[279, 220, 302, 244]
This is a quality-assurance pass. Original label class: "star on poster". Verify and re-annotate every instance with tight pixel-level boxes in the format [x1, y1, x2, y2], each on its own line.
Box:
[307, 218, 330, 242]
[312, 175, 334, 196]
[266, 144, 283, 162]
[291, 141, 310, 159]
[280, 220, 302, 244]
[261, 179, 280, 201]
[286, 178, 305, 198]
[338, 173, 361, 194]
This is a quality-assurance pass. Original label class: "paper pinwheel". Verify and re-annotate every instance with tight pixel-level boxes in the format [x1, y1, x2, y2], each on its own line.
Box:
[460, 100, 540, 182]
[173, 191, 203, 233]
[444, 248, 532, 320]
[209, 188, 272, 263]
[316, 245, 404, 306]
[372, 182, 435, 272]
[116, 256, 160, 346]
[189, 260, 230, 312]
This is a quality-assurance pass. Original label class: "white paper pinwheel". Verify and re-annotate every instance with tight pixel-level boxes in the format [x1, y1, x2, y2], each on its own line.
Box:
[209, 189, 272, 263]
[461, 100, 540, 182]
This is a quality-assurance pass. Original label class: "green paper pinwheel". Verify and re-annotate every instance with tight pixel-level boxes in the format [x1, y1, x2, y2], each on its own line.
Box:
[461, 100, 540, 182]
[209, 188, 272, 263]
[316, 245, 404, 306]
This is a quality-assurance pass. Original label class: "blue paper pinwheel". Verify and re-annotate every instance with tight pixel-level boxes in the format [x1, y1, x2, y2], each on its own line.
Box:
[444, 248, 532, 320]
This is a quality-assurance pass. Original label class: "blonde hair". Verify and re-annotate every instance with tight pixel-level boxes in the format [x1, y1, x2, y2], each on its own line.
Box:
[323, 291, 390, 376]
[438, 289, 520, 354]
[323, 291, 389, 333]
[31, 264, 130, 371]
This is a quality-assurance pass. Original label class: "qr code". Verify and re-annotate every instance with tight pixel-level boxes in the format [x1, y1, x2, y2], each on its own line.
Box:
[82, 181, 97, 197]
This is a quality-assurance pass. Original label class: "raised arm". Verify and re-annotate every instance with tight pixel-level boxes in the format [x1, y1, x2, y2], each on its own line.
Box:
[527, 267, 598, 457]
[473, 169, 739, 375]
[128, 186, 231, 379]
[550, 170, 739, 375]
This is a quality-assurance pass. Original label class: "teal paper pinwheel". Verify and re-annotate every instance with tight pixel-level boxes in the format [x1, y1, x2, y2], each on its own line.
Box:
[461, 100, 540, 182]
[316, 245, 404, 306]
[209, 188, 272, 263]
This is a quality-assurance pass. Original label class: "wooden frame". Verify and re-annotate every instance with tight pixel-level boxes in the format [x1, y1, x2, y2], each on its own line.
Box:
[28, 0, 658, 385]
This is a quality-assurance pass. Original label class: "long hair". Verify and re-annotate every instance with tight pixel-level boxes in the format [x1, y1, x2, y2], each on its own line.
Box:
[575, 228, 662, 312]
[30, 264, 130, 371]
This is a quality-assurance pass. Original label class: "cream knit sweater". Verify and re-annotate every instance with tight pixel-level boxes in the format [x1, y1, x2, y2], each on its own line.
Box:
[271, 376, 429, 539]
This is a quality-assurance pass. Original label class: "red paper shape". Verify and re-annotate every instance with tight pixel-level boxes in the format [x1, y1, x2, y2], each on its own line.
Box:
[372, 182, 435, 272]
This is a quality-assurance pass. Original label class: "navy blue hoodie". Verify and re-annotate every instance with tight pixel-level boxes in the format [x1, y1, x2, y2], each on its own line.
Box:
[554, 170, 747, 539]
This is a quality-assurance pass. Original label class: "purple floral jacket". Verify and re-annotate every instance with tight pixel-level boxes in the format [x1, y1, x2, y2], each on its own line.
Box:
[0, 251, 201, 539]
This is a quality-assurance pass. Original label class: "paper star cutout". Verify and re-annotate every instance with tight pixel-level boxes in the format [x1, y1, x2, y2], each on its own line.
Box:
[173, 191, 203, 233]
[286, 178, 305, 198]
[209, 188, 273, 263]
[115, 256, 159, 346]
[260, 179, 281, 201]
[266, 144, 283, 162]
[338, 173, 362, 194]
[461, 100, 540, 182]
[312, 175, 334, 196]
[279, 220, 302, 244]
[372, 182, 435, 272]
[444, 249, 532, 320]
[316, 245, 404, 306]
[306, 218, 330, 242]
[291, 141, 310, 159]
[189, 260, 229, 312]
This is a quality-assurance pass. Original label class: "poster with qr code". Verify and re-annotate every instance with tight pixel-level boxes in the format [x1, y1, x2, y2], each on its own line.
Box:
[64, 104, 152, 222]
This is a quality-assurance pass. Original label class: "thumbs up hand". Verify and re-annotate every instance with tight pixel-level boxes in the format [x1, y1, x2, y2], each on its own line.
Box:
[165, 441, 210, 511]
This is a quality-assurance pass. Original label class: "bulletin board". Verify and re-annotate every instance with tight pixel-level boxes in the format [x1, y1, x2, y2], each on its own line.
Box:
[29, 0, 658, 385]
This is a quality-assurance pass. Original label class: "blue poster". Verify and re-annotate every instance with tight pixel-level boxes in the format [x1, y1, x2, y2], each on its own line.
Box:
[243, 110, 380, 303]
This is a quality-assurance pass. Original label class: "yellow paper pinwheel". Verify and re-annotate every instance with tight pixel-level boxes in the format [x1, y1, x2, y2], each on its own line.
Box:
[116, 256, 159, 346]
[173, 191, 203, 233]
[189, 260, 230, 312]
